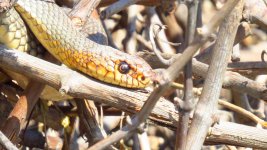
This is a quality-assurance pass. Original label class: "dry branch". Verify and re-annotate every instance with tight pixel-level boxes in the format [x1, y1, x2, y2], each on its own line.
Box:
[207, 121, 267, 148]
[76, 99, 107, 144]
[227, 61, 267, 78]
[171, 82, 267, 126]
[0, 81, 44, 148]
[100, 0, 141, 19]
[186, 1, 244, 149]
[243, 0, 267, 30]
[0, 46, 267, 148]
[175, 0, 199, 149]
[99, 0, 161, 7]
[0, 48, 177, 128]
[138, 52, 267, 101]
[195, 21, 252, 63]
[68, 0, 101, 20]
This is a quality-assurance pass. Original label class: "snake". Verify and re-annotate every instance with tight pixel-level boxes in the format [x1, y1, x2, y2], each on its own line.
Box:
[0, 0, 154, 88]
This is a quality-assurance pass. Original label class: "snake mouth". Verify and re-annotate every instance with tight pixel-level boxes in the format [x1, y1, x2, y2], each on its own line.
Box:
[144, 69, 156, 79]
[136, 69, 155, 86]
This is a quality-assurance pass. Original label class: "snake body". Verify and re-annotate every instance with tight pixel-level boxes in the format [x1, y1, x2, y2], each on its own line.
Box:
[0, 7, 45, 57]
[0, 0, 153, 88]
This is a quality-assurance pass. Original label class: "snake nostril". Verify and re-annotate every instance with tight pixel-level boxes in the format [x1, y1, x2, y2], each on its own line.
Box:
[138, 75, 146, 81]
[141, 76, 145, 81]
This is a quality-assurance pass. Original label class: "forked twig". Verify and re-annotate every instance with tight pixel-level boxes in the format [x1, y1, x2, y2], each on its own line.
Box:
[149, 23, 175, 66]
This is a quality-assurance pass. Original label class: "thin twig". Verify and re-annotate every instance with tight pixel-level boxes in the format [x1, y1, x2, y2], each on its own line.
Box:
[172, 82, 267, 127]
[149, 24, 174, 65]
[134, 33, 153, 51]
[101, 20, 119, 49]
[68, 0, 101, 20]
[153, 24, 181, 46]
[88, 84, 169, 149]
[125, 5, 138, 54]
[155, 6, 184, 53]
[98, 0, 162, 7]
[218, 100, 267, 127]
[147, 8, 175, 54]
[101, 0, 141, 19]
[76, 99, 108, 144]
[186, 1, 243, 149]
[175, 0, 199, 149]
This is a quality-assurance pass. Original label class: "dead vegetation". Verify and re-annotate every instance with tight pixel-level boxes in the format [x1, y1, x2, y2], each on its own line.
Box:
[0, 0, 267, 149]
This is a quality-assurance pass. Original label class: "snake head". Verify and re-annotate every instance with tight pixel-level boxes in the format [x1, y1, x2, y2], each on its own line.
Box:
[112, 55, 154, 88]
[88, 50, 154, 88]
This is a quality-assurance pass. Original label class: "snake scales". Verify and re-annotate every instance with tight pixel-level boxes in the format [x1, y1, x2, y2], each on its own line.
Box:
[0, 0, 153, 88]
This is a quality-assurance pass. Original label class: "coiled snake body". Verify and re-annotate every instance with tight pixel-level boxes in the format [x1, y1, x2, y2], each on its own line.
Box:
[0, 0, 153, 88]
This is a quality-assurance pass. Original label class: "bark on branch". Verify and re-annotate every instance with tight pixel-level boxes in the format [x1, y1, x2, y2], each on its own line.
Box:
[186, 1, 244, 149]
[0, 48, 267, 148]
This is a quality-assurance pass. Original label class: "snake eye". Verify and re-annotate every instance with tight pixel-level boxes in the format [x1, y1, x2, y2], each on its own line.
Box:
[118, 61, 130, 74]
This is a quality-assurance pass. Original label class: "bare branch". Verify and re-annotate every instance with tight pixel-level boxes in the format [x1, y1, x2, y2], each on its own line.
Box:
[172, 82, 267, 127]
[186, 1, 244, 149]
[76, 99, 108, 144]
[99, 0, 161, 7]
[149, 24, 174, 66]
[207, 121, 267, 148]
[195, 21, 251, 63]
[176, 0, 199, 149]
[101, 0, 141, 19]
[0, 81, 44, 147]
[218, 100, 267, 127]
[139, 52, 267, 101]
[0, 47, 267, 149]
[68, 0, 101, 20]
[243, 0, 267, 30]
[0, 131, 18, 150]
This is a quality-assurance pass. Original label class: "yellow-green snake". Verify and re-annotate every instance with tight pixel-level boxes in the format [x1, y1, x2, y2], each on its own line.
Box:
[0, 0, 154, 88]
